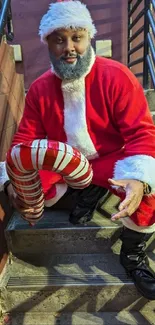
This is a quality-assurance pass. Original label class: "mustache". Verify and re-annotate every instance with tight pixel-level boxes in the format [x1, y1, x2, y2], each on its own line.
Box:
[60, 53, 79, 60]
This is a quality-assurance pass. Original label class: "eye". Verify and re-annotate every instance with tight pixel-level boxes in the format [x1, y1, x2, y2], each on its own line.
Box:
[73, 36, 81, 42]
[56, 37, 64, 44]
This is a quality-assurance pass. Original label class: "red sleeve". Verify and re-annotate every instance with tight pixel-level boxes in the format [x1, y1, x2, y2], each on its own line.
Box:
[114, 82, 155, 157]
[12, 83, 46, 146]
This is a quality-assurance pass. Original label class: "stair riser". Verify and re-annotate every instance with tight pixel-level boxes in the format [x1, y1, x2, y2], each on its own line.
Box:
[6, 229, 155, 258]
[6, 228, 123, 256]
[2, 285, 153, 313]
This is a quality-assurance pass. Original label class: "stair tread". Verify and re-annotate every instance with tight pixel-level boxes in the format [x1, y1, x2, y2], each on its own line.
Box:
[5, 252, 155, 289]
[4, 311, 154, 325]
[3, 255, 154, 313]
[6, 209, 121, 231]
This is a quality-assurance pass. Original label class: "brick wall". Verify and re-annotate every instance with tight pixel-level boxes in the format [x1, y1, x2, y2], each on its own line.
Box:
[0, 41, 25, 274]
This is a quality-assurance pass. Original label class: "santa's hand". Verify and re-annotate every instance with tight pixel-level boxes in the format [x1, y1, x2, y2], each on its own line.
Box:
[108, 178, 144, 221]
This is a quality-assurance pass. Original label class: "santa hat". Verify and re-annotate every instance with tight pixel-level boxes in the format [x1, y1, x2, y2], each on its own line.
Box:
[39, 0, 97, 43]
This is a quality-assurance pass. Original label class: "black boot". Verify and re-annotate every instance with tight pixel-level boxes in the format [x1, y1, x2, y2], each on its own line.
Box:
[69, 184, 108, 224]
[120, 227, 155, 300]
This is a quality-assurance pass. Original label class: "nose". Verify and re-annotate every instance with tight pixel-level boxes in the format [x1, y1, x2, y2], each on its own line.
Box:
[63, 38, 75, 54]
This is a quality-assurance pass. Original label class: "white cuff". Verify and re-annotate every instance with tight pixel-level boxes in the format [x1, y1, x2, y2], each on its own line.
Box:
[44, 183, 68, 207]
[121, 217, 155, 233]
[114, 155, 155, 194]
[0, 161, 9, 191]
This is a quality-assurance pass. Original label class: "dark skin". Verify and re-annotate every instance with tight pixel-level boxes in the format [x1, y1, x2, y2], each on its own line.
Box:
[7, 28, 144, 222]
[47, 28, 90, 62]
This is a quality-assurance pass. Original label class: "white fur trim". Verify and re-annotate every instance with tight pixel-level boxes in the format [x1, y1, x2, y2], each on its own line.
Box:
[61, 48, 98, 160]
[121, 217, 155, 233]
[0, 161, 9, 191]
[44, 183, 68, 207]
[39, 1, 97, 43]
[114, 155, 155, 194]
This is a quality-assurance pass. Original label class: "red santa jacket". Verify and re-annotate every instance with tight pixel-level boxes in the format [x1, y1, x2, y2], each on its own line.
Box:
[11, 57, 155, 227]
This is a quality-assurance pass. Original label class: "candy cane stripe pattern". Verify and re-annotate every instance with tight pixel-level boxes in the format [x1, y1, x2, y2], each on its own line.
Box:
[6, 140, 93, 223]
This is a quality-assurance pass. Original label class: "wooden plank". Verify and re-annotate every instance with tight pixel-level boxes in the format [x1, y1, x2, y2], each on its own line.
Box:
[0, 41, 7, 67]
[0, 124, 17, 161]
[0, 44, 16, 95]
[0, 94, 7, 133]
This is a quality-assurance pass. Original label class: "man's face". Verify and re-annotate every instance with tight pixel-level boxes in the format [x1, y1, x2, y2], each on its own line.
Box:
[47, 28, 92, 80]
[47, 28, 90, 61]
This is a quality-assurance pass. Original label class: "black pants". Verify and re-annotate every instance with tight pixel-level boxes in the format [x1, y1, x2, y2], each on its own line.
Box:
[52, 184, 108, 224]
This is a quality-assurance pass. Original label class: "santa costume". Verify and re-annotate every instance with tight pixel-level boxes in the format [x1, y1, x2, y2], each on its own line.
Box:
[9, 0, 155, 299]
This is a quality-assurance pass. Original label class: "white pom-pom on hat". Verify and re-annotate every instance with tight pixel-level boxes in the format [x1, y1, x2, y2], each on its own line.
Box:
[39, 0, 97, 43]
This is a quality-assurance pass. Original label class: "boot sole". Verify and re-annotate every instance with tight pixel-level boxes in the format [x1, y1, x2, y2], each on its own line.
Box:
[122, 267, 155, 301]
[133, 280, 155, 301]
